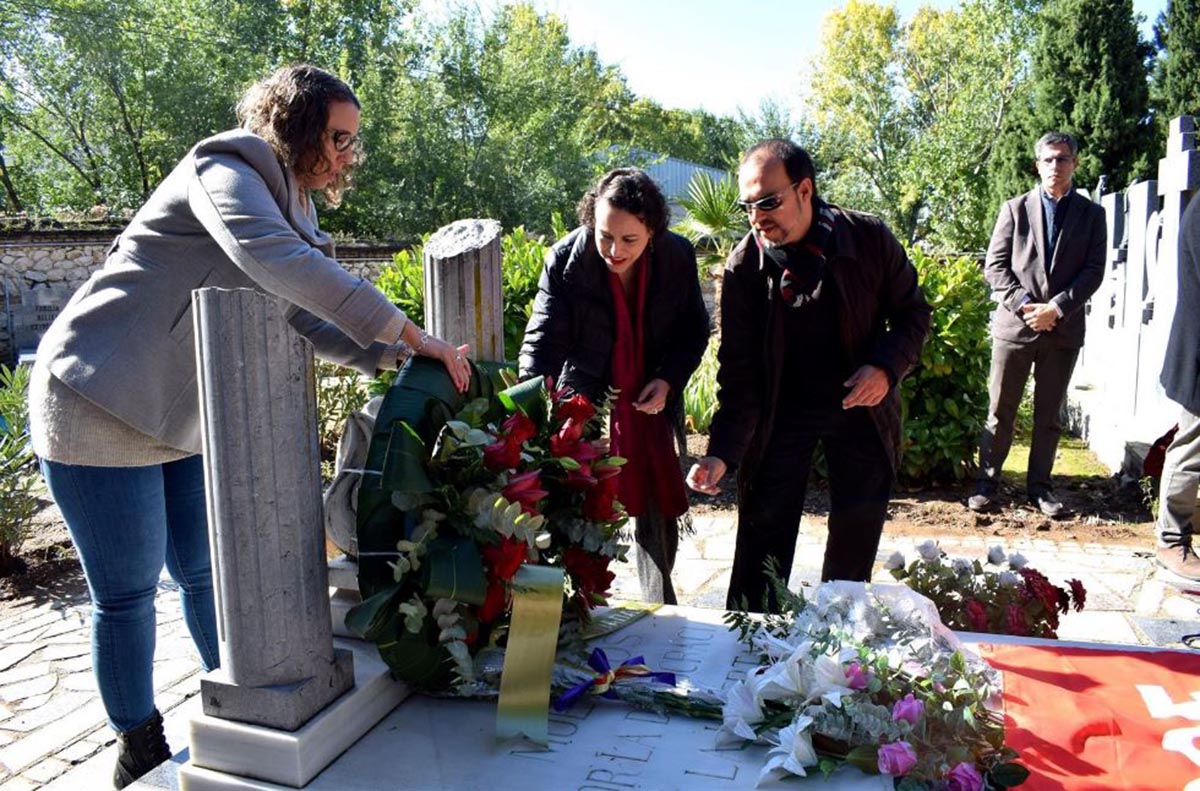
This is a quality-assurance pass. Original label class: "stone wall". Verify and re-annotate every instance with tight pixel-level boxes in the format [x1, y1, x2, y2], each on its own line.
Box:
[0, 229, 405, 366]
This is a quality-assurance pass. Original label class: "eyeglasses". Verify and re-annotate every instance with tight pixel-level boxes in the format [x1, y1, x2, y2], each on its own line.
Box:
[330, 130, 362, 153]
[1038, 155, 1074, 166]
[736, 182, 798, 213]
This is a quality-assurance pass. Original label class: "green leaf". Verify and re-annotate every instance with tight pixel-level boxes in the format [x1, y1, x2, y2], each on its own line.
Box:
[498, 375, 548, 424]
[422, 537, 487, 605]
[381, 422, 433, 494]
[378, 622, 452, 688]
[344, 583, 403, 641]
[844, 745, 879, 774]
[990, 762, 1031, 788]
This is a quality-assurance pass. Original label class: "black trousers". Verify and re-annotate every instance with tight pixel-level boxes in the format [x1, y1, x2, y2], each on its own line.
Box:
[976, 337, 1079, 496]
[727, 406, 894, 613]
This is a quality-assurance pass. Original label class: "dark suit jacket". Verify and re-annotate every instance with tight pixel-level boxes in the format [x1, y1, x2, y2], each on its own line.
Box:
[1161, 194, 1200, 414]
[984, 187, 1106, 349]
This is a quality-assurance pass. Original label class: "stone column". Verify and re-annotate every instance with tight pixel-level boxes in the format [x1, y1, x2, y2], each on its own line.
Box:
[423, 219, 505, 362]
[195, 288, 353, 731]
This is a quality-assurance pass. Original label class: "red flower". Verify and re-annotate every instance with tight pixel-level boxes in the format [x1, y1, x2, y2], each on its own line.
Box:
[1069, 579, 1087, 612]
[477, 580, 508, 623]
[555, 393, 596, 424]
[582, 477, 619, 521]
[592, 458, 621, 479]
[501, 412, 537, 444]
[965, 599, 988, 632]
[483, 437, 521, 470]
[550, 420, 603, 464]
[563, 546, 615, 605]
[502, 470, 549, 515]
[564, 464, 598, 489]
[1004, 603, 1029, 636]
[482, 537, 528, 582]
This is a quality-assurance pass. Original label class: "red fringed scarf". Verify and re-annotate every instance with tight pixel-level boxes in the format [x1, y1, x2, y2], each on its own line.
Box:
[606, 253, 688, 520]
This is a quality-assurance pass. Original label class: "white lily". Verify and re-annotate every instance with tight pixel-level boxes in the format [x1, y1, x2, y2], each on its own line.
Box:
[720, 679, 765, 742]
[756, 716, 817, 785]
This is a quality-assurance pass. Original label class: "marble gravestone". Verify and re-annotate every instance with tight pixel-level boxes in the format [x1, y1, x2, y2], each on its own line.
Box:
[180, 607, 891, 791]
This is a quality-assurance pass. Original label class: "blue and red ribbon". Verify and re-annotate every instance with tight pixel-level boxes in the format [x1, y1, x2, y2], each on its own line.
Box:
[552, 648, 676, 712]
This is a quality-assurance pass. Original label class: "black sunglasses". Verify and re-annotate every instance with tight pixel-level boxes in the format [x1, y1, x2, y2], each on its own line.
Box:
[736, 182, 798, 213]
[331, 130, 362, 153]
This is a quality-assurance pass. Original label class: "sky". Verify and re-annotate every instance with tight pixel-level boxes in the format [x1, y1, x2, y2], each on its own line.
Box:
[513, 0, 1170, 118]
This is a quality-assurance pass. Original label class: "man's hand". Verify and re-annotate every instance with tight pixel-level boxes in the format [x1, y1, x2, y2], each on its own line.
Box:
[1020, 302, 1058, 332]
[686, 456, 727, 495]
[842, 364, 890, 409]
[633, 378, 671, 415]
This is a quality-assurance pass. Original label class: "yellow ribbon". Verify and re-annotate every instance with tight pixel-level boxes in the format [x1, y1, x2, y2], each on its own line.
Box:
[496, 565, 565, 745]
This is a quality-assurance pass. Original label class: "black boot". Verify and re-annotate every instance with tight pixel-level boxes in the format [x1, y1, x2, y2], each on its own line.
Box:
[113, 709, 171, 789]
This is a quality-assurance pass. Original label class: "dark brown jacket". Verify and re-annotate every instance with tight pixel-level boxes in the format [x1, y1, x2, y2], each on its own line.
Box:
[707, 206, 931, 477]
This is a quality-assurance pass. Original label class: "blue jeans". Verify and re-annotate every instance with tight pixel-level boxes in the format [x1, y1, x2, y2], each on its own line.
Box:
[41, 455, 220, 732]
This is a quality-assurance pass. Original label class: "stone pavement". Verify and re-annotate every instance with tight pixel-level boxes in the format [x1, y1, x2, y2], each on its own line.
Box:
[1, 513, 1196, 789]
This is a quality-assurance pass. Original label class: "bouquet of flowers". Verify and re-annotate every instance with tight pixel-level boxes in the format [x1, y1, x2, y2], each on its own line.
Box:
[719, 579, 1028, 789]
[886, 541, 1086, 639]
[348, 358, 629, 690]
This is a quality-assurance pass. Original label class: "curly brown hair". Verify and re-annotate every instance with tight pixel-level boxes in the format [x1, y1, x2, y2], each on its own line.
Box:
[236, 64, 361, 205]
[576, 168, 669, 238]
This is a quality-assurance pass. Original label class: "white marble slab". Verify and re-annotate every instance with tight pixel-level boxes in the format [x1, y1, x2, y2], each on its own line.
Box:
[180, 607, 890, 790]
[181, 639, 408, 789]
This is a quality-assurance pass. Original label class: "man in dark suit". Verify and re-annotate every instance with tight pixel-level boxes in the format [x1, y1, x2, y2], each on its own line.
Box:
[968, 132, 1106, 516]
[1156, 194, 1200, 580]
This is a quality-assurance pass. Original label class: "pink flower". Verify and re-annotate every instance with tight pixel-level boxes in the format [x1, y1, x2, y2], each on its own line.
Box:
[965, 599, 988, 632]
[891, 693, 922, 725]
[877, 741, 917, 776]
[502, 470, 548, 515]
[944, 761, 984, 791]
[844, 661, 871, 690]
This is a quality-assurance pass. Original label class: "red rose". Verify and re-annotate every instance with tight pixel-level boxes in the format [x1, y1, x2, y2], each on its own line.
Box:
[477, 580, 508, 623]
[482, 536, 528, 582]
[501, 412, 537, 444]
[555, 393, 596, 424]
[965, 599, 988, 632]
[563, 546, 615, 606]
[502, 469, 549, 515]
[483, 437, 521, 470]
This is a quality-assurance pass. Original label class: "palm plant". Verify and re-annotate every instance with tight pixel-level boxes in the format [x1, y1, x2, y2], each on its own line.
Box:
[0, 364, 39, 575]
[672, 171, 748, 273]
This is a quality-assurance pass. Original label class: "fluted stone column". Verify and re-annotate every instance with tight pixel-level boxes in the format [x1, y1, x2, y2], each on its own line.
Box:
[423, 219, 505, 362]
[195, 288, 353, 731]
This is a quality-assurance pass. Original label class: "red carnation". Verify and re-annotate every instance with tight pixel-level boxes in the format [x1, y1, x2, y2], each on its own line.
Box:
[482, 537, 528, 582]
[965, 599, 988, 632]
[502, 470, 549, 515]
[555, 393, 596, 424]
[1069, 578, 1087, 612]
[563, 546, 615, 606]
[500, 412, 537, 444]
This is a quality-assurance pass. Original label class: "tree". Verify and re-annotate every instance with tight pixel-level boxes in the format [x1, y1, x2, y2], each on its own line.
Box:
[807, 0, 1035, 250]
[990, 0, 1154, 206]
[1152, 0, 1200, 120]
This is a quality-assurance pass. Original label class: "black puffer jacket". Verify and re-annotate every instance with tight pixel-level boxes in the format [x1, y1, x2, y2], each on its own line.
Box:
[519, 227, 711, 406]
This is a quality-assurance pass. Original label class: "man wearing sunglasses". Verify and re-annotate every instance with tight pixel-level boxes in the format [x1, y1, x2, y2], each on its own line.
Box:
[686, 139, 931, 612]
[968, 132, 1105, 518]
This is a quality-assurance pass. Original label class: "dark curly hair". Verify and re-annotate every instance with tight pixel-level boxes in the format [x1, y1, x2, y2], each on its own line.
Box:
[236, 64, 361, 205]
[577, 168, 669, 238]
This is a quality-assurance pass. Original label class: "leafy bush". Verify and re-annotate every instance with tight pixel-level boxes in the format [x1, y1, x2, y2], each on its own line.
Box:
[0, 364, 40, 575]
[682, 335, 719, 433]
[899, 249, 993, 484]
[316, 361, 371, 483]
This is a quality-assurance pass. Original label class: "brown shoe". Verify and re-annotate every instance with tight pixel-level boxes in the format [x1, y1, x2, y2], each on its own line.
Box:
[1156, 545, 1200, 582]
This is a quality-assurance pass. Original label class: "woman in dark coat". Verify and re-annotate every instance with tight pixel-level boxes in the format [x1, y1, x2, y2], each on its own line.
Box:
[519, 168, 711, 604]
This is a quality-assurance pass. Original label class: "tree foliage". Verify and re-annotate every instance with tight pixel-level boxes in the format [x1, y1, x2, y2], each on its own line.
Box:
[1152, 0, 1200, 120]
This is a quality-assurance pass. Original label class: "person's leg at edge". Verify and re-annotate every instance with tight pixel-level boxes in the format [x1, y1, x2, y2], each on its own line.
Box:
[821, 409, 894, 582]
[976, 339, 1036, 497]
[39, 459, 167, 732]
[1158, 407, 1200, 552]
[161, 454, 219, 670]
[728, 420, 819, 613]
[1026, 345, 1080, 498]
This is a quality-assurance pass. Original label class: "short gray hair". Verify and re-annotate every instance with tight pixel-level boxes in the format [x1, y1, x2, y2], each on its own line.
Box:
[1035, 132, 1078, 158]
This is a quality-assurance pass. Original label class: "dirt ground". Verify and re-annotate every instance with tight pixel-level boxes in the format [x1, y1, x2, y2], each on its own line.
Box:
[1, 434, 1155, 614]
[682, 434, 1154, 546]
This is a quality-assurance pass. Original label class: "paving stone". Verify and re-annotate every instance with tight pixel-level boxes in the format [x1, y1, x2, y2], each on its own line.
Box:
[60, 672, 96, 692]
[57, 738, 101, 764]
[40, 744, 116, 791]
[1130, 615, 1200, 648]
[0, 775, 41, 790]
[1057, 611, 1140, 645]
[0, 697, 106, 773]
[36, 644, 89, 661]
[14, 693, 51, 713]
[34, 618, 85, 641]
[5, 691, 88, 731]
[0, 663, 52, 689]
[0, 703, 10, 722]
[0, 612, 61, 644]
[22, 756, 69, 785]
[52, 656, 93, 674]
[0, 674, 57, 702]
[0, 647, 37, 675]
[0, 730, 12, 747]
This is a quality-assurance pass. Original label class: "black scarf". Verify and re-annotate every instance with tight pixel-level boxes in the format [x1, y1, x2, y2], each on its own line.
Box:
[760, 196, 837, 309]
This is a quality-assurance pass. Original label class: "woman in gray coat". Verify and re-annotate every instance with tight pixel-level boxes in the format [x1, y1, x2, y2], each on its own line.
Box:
[28, 65, 469, 788]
